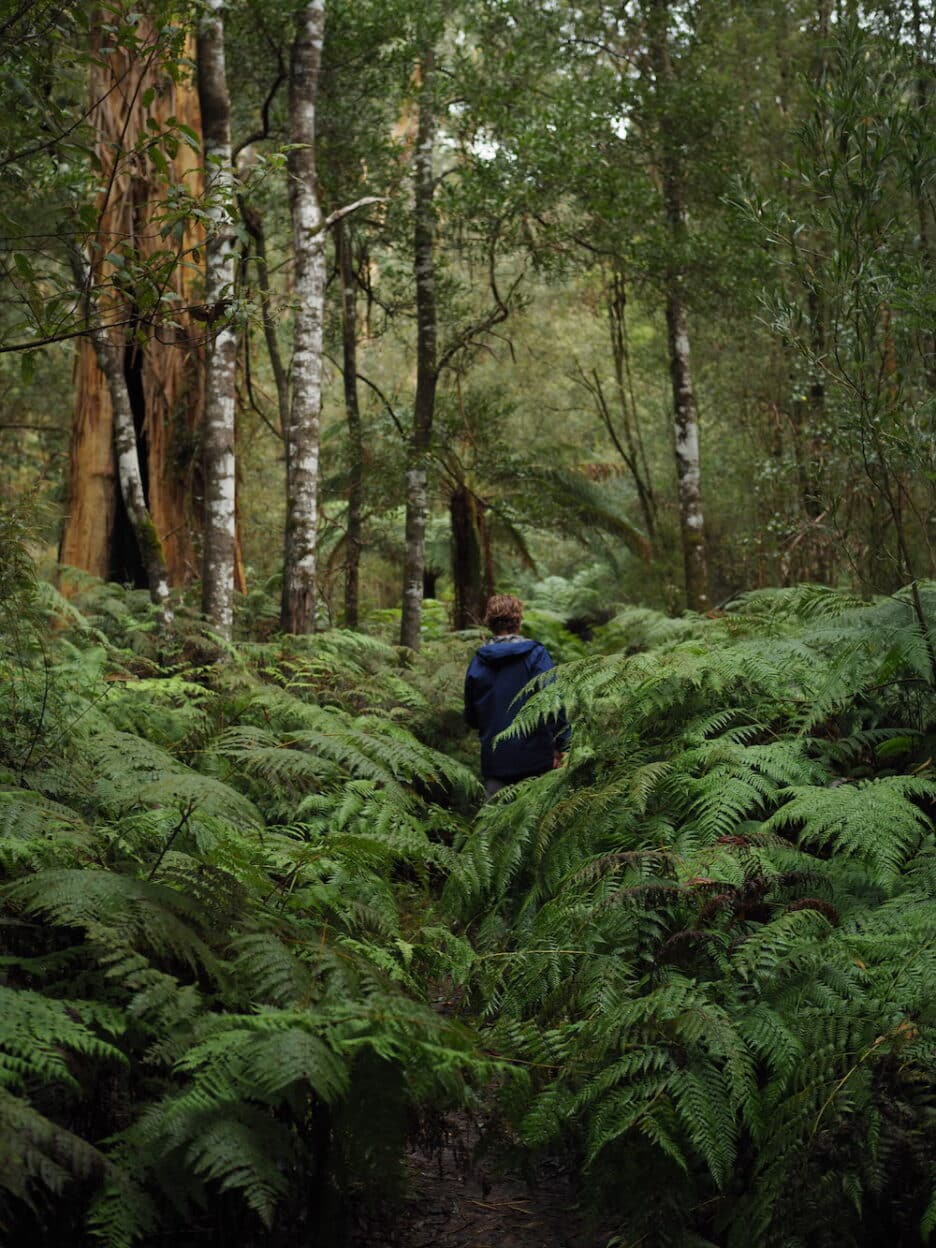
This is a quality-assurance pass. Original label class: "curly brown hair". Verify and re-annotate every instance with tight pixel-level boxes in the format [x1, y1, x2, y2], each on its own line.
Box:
[484, 593, 523, 635]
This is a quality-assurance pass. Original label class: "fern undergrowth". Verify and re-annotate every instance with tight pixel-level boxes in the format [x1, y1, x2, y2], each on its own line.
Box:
[0, 514, 489, 1247]
[446, 585, 936, 1247]
[3, 505, 936, 1248]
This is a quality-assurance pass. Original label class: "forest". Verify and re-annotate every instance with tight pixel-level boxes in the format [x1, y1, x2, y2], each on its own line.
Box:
[2, 0, 936, 1245]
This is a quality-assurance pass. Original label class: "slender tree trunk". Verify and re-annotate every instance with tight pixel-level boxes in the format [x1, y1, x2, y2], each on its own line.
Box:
[197, 0, 237, 639]
[241, 200, 290, 435]
[649, 0, 709, 612]
[911, 0, 936, 390]
[607, 267, 656, 537]
[282, 0, 326, 634]
[72, 255, 172, 621]
[400, 50, 437, 651]
[336, 218, 364, 629]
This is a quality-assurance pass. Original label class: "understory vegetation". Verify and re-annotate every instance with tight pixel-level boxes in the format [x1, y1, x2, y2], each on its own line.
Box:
[3, 507, 936, 1248]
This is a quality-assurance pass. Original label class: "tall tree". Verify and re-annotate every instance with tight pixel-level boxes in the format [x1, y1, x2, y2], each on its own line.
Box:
[335, 218, 364, 628]
[281, 0, 326, 634]
[646, 0, 709, 612]
[399, 48, 438, 651]
[71, 251, 172, 621]
[60, 19, 205, 591]
[197, 0, 238, 639]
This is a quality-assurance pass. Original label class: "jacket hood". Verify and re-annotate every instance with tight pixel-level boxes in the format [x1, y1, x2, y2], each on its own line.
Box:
[475, 637, 540, 665]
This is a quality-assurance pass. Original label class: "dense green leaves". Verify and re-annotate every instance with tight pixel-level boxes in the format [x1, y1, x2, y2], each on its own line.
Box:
[448, 586, 936, 1246]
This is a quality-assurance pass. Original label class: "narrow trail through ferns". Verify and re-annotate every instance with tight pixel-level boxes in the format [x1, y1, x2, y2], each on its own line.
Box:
[2, 510, 936, 1248]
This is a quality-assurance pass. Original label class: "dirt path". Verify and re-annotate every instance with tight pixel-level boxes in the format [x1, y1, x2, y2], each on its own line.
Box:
[352, 1111, 610, 1248]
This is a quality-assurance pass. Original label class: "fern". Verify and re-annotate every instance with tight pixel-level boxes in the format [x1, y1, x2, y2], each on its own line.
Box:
[448, 583, 936, 1246]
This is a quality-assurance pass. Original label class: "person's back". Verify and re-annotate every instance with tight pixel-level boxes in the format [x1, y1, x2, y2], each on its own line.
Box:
[464, 595, 570, 796]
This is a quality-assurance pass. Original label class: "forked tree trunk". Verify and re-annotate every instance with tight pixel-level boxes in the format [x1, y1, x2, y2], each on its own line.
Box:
[400, 50, 437, 651]
[336, 219, 364, 629]
[648, 0, 709, 612]
[60, 22, 204, 591]
[281, 0, 326, 634]
[197, 0, 238, 639]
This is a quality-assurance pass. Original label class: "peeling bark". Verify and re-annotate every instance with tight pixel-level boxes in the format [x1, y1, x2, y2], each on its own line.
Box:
[649, 0, 709, 612]
[60, 22, 204, 592]
[197, 0, 238, 639]
[400, 50, 437, 651]
[281, 0, 326, 635]
[73, 254, 172, 622]
[336, 219, 364, 629]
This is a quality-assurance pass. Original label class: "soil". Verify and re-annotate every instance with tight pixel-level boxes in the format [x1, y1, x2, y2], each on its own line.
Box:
[351, 1111, 611, 1248]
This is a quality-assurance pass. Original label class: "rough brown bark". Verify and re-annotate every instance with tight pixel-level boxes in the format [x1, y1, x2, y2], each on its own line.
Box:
[336, 218, 364, 630]
[281, 0, 326, 634]
[72, 252, 172, 620]
[648, 0, 709, 612]
[197, 0, 238, 639]
[60, 22, 204, 592]
[400, 50, 437, 651]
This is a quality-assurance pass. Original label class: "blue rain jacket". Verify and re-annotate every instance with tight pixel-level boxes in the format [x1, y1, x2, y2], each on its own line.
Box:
[464, 637, 571, 779]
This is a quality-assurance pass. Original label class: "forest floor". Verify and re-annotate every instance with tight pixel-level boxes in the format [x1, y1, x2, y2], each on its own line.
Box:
[352, 1109, 610, 1248]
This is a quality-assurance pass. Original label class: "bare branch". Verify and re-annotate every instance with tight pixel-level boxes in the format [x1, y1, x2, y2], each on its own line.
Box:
[322, 196, 387, 232]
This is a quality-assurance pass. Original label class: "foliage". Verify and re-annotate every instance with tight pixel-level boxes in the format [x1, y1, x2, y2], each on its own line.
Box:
[447, 581, 936, 1247]
[0, 522, 487, 1247]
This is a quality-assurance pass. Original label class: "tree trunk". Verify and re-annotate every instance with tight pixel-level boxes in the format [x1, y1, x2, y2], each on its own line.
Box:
[665, 295, 708, 610]
[450, 485, 486, 630]
[648, 0, 709, 612]
[281, 0, 326, 635]
[241, 200, 290, 436]
[400, 50, 437, 651]
[608, 265, 656, 537]
[197, 0, 237, 639]
[73, 254, 172, 620]
[911, 0, 936, 390]
[60, 22, 204, 592]
[336, 218, 364, 629]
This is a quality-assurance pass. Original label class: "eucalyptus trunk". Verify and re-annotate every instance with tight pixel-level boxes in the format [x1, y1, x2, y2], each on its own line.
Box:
[281, 0, 326, 634]
[336, 219, 363, 629]
[197, 0, 237, 639]
[649, 0, 709, 612]
[60, 21, 203, 593]
[400, 50, 437, 651]
[73, 255, 171, 622]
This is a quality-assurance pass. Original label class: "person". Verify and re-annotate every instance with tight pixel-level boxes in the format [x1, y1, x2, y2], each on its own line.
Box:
[464, 593, 571, 798]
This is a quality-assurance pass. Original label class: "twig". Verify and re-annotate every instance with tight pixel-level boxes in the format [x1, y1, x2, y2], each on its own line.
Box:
[147, 798, 197, 882]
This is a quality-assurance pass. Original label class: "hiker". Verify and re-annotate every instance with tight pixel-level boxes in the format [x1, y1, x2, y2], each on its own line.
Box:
[464, 594, 571, 798]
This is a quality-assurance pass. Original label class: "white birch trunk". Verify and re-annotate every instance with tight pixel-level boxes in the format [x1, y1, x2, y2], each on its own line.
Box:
[400, 50, 437, 651]
[281, 0, 326, 635]
[197, 0, 237, 640]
